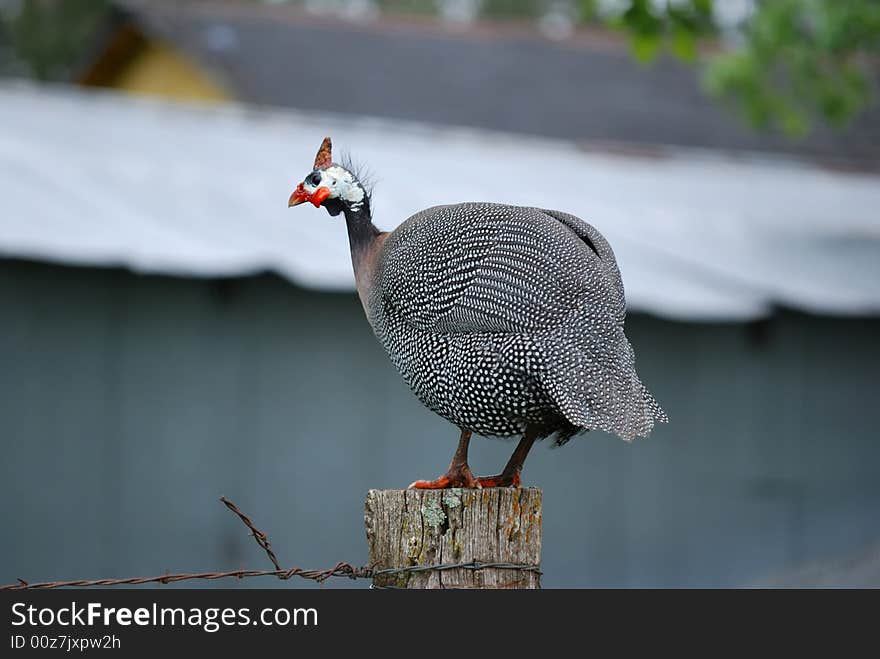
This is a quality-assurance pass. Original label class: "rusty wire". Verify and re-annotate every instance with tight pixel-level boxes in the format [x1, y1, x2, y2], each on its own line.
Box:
[0, 562, 541, 591]
[0, 497, 540, 591]
[220, 496, 281, 570]
[1, 565, 367, 590]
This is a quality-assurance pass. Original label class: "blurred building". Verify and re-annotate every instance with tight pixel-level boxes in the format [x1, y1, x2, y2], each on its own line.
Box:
[75, 0, 880, 167]
[1, 1, 879, 588]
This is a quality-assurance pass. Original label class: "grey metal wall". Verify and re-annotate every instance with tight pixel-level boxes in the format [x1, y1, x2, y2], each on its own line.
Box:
[1, 259, 878, 587]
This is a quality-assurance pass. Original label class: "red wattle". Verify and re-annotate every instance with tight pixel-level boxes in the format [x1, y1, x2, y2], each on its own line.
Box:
[310, 187, 331, 207]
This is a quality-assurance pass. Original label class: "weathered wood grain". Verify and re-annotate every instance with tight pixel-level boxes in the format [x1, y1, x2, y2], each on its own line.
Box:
[364, 488, 542, 589]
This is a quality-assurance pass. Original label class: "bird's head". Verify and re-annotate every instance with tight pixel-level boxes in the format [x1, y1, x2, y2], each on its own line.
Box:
[288, 137, 367, 217]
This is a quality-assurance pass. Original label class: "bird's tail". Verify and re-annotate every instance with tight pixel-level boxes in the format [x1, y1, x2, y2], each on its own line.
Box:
[538, 329, 667, 442]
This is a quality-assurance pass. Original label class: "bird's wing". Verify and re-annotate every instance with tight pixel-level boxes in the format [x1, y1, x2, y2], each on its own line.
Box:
[378, 203, 624, 335]
[537, 207, 626, 325]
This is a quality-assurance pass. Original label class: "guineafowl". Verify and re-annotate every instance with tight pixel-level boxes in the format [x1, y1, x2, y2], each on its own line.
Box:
[289, 137, 666, 488]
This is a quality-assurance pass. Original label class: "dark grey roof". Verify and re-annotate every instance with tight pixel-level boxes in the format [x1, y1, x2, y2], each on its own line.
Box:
[129, 1, 880, 168]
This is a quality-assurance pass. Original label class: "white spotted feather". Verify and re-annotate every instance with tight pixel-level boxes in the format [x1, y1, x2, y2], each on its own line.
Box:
[364, 202, 667, 443]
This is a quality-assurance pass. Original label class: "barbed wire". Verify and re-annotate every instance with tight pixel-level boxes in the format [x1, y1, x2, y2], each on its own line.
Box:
[0, 565, 369, 591]
[0, 562, 540, 591]
[219, 496, 281, 571]
[0, 497, 540, 591]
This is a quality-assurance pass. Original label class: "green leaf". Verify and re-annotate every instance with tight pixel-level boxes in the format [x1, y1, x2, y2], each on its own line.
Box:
[671, 27, 697, 61]
[779, 107, 810, 138]
[631, 32, 661, 62]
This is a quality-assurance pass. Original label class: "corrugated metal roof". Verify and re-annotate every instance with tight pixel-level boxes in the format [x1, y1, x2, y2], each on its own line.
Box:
[1, 83, 879, 321]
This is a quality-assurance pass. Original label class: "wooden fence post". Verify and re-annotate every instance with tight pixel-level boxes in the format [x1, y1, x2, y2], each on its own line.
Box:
[364, 488, 542, 589]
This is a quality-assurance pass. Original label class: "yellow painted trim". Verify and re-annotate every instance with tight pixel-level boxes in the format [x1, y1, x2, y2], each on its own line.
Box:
[111, 41, 231, 103]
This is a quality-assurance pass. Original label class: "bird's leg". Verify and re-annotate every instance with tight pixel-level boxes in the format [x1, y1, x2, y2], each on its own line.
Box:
[409, 428, 479, 489]
[476, 429, 538, 488]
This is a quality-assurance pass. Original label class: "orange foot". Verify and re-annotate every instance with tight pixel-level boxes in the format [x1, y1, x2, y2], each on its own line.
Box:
[409, 463, 479, 489]
[476, 471, 522, 488]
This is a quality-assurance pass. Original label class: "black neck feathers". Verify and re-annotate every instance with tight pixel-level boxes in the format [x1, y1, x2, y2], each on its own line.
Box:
[343, 199, 380, 258]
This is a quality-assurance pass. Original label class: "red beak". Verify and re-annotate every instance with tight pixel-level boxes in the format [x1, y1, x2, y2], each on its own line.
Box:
[288, 183, 310, 207]
[288, 184, 331, 208]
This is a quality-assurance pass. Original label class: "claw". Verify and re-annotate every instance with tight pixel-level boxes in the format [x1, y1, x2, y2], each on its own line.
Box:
[407, 464, 478, 489]
[408, 477, 452, 490]
[475, 471, 522, 488]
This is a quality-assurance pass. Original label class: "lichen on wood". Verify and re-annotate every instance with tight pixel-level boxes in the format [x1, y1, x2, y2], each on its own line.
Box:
[364, 488, 542, 589]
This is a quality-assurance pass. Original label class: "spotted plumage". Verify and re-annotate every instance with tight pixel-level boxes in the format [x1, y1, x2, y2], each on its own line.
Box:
[289, 138, 666, 488]
[367, 202, 666, 444]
